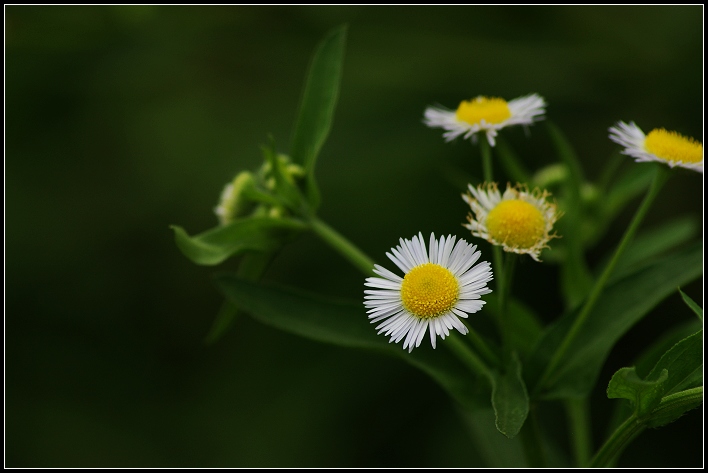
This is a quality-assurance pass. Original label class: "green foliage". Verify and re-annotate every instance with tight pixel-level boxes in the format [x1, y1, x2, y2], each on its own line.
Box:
[526, 241, 702, 400]
[679, 288, 703, 321]
[171, 217, 306, 266]
[214, 274, 491, 411]
[170, 21, 703, 468]
[289, 25, 347, 210]
[490, 353, 529, 439]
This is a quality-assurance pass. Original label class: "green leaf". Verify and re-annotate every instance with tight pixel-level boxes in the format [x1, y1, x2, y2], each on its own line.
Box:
[679, 288, 703, 321]
[545, 121, 594, 309]
[607, 217, 699, 283]
[204, 250, 278, 344]
[645, 387, 703, 428]
[214, 275, 490, 411]
[646, 330, 703, 395]
[527, 241, 702, 400]
[605, 329, 703, 431]
[491, 353, 530, 439]
[607, 367, 668, 418]
[633, 319, 703, 379]
[603, 164, 655, 223]
[171, 216, 307, 266]
[290, 25, 347, 210]
[458, 408, 528, 467]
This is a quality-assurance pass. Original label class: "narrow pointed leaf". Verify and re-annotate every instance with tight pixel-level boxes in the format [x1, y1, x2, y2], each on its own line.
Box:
[679, 288, 703, 321]
[171, 216, 307, 266]
[290, 25, 347, 209]
[527, 241, 702, 399]
[214, 275, 490, 411]
[646, 330, 703, 395]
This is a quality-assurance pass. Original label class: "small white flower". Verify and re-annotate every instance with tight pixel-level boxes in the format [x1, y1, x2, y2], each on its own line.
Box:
[364, 232, 493, 352]
[424, 94, 547, 147]
[463, 182, 561, 262]
[608, 121, 703, 173]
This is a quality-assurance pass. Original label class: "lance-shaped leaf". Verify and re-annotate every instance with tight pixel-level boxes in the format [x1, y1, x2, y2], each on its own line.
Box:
[214, 275, 491, 412]
[290, 25, 347, 210]
[679, 288, 703, 321]
[491, 353, 530, 439]
[645, 330, 703, 396]
[526, 241, 702, 400]
[171, 216, 307, 266]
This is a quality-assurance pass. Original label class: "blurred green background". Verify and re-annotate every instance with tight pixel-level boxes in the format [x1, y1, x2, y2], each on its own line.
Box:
[6, 5, 703, 467]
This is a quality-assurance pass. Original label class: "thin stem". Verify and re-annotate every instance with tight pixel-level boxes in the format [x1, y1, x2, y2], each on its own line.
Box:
[492, 245, 505, 340]
[589, 415, 644, 467]
[590, 387, 703, 467]
[309, 216, 376, 276]
[446, 333, 493, 382]
[464, 322, 501, 368]
[534, 166, 670, 395]
[565, 397, 593, 467]
[498, 252, 517, 357]
[480, 138, 494, 183]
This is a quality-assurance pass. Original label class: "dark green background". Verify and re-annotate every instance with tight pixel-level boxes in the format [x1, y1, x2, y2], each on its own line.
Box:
[6, 5, 703, 467]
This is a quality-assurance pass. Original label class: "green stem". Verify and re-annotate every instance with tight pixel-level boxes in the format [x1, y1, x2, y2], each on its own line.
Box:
[534, 165, 670, 395]
[446, 333, 493, 382]
[565, 397, 593, 467]
[589, 415, 645, 467]
[480, 138, 494, 183]
[499, 253, 517, 357]
[590, 387, 703, 467]
[309, 216, 376, 276]
[492, 245, 505, 341]
[464, 322, 501, 368]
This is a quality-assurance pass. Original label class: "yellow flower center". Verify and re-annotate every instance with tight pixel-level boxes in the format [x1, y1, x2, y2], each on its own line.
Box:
[400, 263, 459, 318]
[486, 200, 545, 249]
[455, 96, 512, 126]
[644, 128, 703, 164]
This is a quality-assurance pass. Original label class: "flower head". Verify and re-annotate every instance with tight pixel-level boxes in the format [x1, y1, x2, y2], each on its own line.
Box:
[424, 94, 546, 147]
[463, 182, 561, 262]
[214, 171, 256, 225]
[364, 232, 493, 352]
[608, 121, 703, 173]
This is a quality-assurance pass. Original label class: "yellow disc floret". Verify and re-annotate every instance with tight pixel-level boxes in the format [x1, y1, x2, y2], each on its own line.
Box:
[644, 128, 703, 165]
[456, 96, 511, 126]
[400, 263, 460, 318]
[486, 200, 545, 249]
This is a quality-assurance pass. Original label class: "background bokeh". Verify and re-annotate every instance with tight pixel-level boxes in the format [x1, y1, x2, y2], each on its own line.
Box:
[6, 5, 703, 467]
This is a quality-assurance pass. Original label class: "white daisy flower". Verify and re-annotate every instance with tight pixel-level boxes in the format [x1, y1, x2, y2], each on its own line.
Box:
[364, 232, 493, 353]
[463, 182, 561, 262]
[423, 94, 547, 147]
[608, 121, 703, 173]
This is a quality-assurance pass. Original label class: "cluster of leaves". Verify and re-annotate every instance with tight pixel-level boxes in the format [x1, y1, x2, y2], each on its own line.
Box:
[172, 25, 702, 467]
